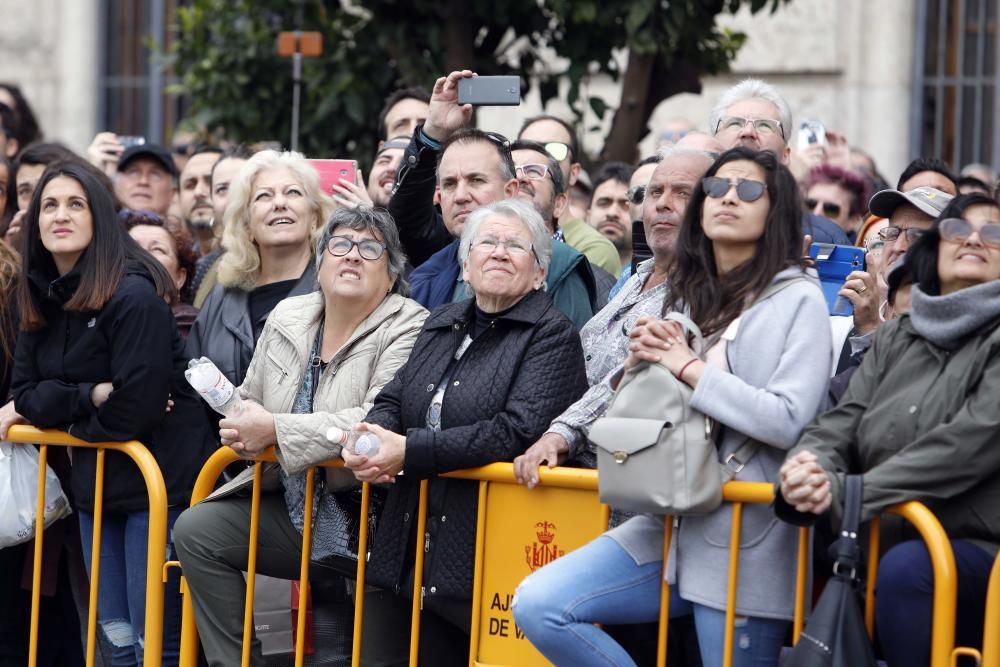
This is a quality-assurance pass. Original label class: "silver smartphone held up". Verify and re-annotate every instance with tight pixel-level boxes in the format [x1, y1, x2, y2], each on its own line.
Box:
[458, 76, 521, 106]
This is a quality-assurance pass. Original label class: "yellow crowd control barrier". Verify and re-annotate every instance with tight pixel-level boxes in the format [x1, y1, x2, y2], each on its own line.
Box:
[980, 552, 1000, 667]
[411, 468, 809, 667]
[178, 447, 968, 667]
[6, 425, 170, 667]
[177, 446, 364, 667]
[864, 504, 958, 667]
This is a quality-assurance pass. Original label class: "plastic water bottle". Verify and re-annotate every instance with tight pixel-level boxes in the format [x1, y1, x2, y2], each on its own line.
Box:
[327, 426, 381, 458]
[184, 357, 244, 416]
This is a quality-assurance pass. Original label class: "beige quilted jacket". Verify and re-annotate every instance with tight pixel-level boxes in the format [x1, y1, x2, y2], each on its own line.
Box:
[210, 290, 428, 497]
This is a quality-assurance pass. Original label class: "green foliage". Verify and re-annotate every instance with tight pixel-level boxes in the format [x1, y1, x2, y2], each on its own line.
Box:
[165, 0, 787, 166]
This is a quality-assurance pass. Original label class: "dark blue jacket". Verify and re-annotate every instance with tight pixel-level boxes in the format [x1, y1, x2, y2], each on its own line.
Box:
[803, 212, 851, 245]
[410, 239, 598, 330]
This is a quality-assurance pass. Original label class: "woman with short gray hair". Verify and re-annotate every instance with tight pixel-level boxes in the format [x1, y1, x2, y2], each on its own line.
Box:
[174, 206, 429, 666]
[341, 197, 588, 663]
[458, 198, 552, 279]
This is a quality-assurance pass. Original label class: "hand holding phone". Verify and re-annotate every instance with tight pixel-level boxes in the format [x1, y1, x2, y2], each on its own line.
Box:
[457, 76, 521, 106]
[309, 159, 358, 196]
[837, 269, 880, 335]
[423, 70, 478, 143]
[809, 242, 865, 316]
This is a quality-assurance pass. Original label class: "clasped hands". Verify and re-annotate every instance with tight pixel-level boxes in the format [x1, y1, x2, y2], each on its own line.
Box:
[778, 450, 832, 515]
[624, 317, 703, 384]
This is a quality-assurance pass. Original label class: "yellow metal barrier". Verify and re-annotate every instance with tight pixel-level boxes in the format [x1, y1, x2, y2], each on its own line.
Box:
[178, 450, 968, 667]
[980, 552, 1000, 667]
[429, 467, 809, 667]
[864, 503, 959, 667]
[6, 425, 170, 667]
[178, 446, 364, 667]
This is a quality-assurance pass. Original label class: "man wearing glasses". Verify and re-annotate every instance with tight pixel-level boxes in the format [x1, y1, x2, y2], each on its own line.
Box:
[869, 185, 954, 291]
[709, 79, 850, 246]
[388, 70, 598, 329]
[517, 115, 600, 235]
[510, 139, 621, 282]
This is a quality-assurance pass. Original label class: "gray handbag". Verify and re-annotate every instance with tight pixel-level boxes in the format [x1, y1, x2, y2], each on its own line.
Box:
[589, 313, 755, 515]
[590, 278, 809, 515]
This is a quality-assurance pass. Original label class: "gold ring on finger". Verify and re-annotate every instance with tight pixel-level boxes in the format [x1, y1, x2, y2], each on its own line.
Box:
[857, 283, 867, 293]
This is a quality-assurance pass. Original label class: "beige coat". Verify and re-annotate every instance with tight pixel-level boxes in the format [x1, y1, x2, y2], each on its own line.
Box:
[209, 290, 428, 498]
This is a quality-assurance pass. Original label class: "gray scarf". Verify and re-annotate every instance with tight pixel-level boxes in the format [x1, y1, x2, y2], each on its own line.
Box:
[909, 280, 1000, 349]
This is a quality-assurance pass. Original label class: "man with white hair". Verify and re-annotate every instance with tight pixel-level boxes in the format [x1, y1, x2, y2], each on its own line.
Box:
[710, 78, 851, 245]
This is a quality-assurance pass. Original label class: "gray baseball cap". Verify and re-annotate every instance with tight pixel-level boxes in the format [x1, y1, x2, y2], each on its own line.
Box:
[869, 186, 953, 218]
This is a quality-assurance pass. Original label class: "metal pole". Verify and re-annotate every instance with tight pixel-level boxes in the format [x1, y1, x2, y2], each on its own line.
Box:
[291, 47, 302, 152]
[149, 0, 166, 143]
[290, 0, 305, 152]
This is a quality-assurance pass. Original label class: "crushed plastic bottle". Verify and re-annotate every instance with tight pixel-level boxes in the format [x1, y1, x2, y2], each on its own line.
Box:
[184, 357, 244, 416]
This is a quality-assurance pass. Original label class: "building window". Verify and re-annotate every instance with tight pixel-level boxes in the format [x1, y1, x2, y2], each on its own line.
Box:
[99, 0, 186, 145]
[912, 0, 999, 170]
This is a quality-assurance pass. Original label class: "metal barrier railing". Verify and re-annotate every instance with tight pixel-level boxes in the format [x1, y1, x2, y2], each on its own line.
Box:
[178, 447, 965, 667]
[6, 425, 170, 667]
[980, 552, 1000, 667]
[177, 446, 361, 667]
[864, 505, 958, 667]
[436, 468, 809, 667]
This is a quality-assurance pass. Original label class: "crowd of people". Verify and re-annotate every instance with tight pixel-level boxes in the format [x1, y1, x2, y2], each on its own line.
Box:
[0, 68, 997, 667]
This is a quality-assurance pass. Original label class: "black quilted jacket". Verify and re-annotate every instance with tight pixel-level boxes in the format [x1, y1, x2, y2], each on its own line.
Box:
[363, 289, 588, 602]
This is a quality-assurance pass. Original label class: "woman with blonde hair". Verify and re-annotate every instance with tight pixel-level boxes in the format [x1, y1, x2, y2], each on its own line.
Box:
[186, 150, 334, 385]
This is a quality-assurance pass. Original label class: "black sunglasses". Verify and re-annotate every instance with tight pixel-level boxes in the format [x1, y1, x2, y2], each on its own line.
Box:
[804, 198, 842, 218]
[702, 176, 767, 203]
[480, 131, 513, 161]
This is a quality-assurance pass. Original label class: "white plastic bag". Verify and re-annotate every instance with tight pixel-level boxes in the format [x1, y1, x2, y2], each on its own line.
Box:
[0, 442, 72, 548]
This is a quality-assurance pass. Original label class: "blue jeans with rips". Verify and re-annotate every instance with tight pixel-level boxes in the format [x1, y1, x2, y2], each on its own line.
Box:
[512, 534, 788, 667]
[78, 508, 183, 667]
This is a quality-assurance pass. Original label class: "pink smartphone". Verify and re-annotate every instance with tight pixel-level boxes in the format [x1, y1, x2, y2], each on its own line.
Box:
[308, 159, 358, 195]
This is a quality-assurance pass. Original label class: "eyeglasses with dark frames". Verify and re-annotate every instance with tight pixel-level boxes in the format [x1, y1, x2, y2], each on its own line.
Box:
[878, 226, 926, 244]
[326, 235, 387, 260]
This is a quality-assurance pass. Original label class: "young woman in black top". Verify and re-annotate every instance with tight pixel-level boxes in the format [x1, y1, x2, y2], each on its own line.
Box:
[9, 161, 215, 666]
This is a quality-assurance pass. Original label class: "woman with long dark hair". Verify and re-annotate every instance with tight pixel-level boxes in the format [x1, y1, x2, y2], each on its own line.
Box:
[514, 147, 832, 667]
[7, 161, 215, 666]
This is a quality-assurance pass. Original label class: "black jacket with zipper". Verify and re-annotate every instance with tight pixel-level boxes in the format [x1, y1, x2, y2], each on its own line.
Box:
[12, 263, 216, 513]
[363, 288, 588, 602]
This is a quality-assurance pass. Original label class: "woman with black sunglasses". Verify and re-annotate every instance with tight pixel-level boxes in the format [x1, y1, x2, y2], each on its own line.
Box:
[779, 192, 1000, 665]
[514, 147, 832, 667]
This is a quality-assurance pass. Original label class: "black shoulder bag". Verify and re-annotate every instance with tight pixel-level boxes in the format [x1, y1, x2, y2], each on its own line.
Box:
[785, 474, 878, 667]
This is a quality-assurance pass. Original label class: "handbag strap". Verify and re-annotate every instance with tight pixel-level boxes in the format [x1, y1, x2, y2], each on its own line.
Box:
[719, 437, 761, 481]
[830, 474, 864, 578]
[841, 474, 863, 538]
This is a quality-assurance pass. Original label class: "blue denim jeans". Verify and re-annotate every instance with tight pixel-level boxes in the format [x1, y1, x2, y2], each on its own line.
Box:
[512, 534, 788, 667]
[79, 509, 183, 667]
